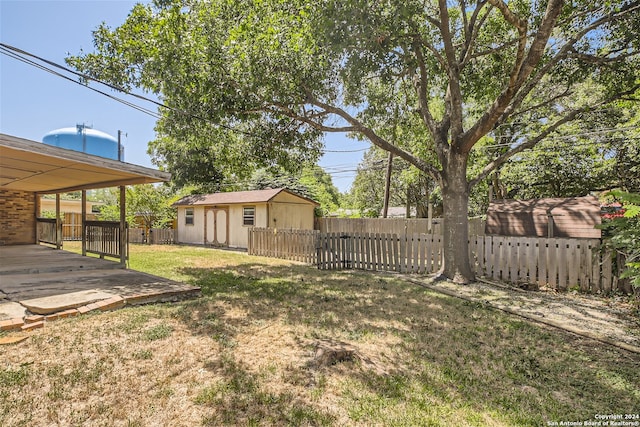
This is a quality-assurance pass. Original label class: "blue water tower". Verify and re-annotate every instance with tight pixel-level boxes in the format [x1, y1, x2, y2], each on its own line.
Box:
[42, 124, 124, 161]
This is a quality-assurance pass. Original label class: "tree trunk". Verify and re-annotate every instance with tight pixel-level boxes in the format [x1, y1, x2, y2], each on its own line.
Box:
[440, 150, 475, 284]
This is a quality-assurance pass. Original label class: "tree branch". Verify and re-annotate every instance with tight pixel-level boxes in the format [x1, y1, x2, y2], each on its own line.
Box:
[497, 1, 640, 128]
[487, 0, 528, 85]
[568, 49, 638, 65]
[411, 38, 439, 140]
[460, 0, 564, 152]
[469, 85, 640, 187]
[510, 86, 573, 118]
[299, 93, 443, 182]
[460, 1, 492, 69]
[469, 110, 583, 188]
[465, 37, 519, 62]
[438, 0, 464, 145]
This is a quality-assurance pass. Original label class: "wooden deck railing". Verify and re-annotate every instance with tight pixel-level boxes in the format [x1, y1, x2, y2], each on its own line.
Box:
[85, 220, 126, 260]
[36, 217, 61, 247]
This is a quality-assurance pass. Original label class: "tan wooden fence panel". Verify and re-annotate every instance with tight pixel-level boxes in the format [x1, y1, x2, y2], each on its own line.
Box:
[248, 227, 319, 263]
[60, 213, 98, 240]
[149, 228, 176, 244]
[473, 236, 615, 292]
[315, 232, 444, 274]
[315, 217, 485, 237]
[129, 228, 146, 243]
[128, 228, 176, 244]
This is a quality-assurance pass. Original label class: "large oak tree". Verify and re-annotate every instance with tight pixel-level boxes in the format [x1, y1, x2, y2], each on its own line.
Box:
[69, 0, 640, 283]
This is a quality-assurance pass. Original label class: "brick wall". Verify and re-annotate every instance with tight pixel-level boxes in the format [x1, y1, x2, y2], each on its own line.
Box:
[0, 190, 36, 245]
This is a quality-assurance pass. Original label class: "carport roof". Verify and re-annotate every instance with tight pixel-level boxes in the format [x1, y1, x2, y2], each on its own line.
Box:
[0, 133, 170, 193]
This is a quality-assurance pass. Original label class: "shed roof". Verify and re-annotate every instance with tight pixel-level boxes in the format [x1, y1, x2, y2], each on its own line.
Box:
[173, 188, 319, 207]
[486, 196, 601, 238]
[0, 133, 170, 193]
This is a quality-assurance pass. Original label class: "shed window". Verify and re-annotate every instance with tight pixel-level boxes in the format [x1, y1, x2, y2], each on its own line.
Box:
[243, 207, 255, 226]
[185, 208, 194, 225]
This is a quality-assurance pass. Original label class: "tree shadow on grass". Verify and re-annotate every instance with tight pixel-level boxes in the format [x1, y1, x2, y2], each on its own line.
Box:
[172, 263, 640, 426]
[195, 352, 336, 426]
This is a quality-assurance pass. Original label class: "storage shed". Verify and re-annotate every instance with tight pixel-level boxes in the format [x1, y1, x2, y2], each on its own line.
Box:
[173, 188, 318, 249]
[486, 196, 601, 238]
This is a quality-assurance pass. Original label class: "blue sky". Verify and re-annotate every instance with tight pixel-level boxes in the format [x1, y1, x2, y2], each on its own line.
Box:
[0, 0, 369, 193]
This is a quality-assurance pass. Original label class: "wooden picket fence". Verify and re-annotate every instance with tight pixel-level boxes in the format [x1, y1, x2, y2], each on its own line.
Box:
[128, 228, 176, 244]
[468, 236, 619, 293]
[316, 232, 443, 273]
[248, 228, 318, 263]
[248, 227, 623, 293]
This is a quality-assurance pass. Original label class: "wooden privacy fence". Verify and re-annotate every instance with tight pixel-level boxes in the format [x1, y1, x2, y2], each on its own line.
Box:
[315, 217, 486, 236]
[467, 236, 621, 293]
[36, 217, 61, 246]
[248, 227, 622, 293]
[128, 228, 176, 244]
[248, 228, 318, 263]
[317, 232, 443, 273]
[60, 213, 98, 240]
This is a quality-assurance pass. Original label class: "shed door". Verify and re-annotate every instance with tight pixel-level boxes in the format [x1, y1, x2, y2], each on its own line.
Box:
[206, 210, 215, 243]
[216, 209, 227, 245]
[205, 207, 228, 247]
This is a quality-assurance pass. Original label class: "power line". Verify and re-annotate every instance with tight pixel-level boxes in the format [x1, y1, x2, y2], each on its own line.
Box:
[476, 126, 640, 150]
[0, 46, 162, 119]
[0, 42, 279, 141]
[323, 147, 369, 153]
[3, 42, 636, 177]
[1, 41, 376, 170]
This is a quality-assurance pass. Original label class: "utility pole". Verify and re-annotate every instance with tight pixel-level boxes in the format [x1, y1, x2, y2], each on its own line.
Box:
[382, 152, 393, 218]
[383, 103, 399, 219]
[117, 130, 123, 161]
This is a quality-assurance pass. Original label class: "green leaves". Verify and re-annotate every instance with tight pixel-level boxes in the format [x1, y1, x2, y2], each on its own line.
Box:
[66, 0, 640, 281]
[600, 190, 640, 289]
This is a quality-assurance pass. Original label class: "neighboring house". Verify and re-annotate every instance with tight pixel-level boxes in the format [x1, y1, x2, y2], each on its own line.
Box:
[380, 206, 417, 218]
[39, 198, 104, 215]
[486, 196, 601, 238]
[173, 188, 319, 249]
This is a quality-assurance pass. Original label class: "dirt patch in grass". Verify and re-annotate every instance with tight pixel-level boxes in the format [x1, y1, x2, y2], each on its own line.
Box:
[408, 276, 640, 351]
[2, 244, 639, 426]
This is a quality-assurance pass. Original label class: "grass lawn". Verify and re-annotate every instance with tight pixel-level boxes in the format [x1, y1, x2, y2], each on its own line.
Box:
[2, 244, 639, 426]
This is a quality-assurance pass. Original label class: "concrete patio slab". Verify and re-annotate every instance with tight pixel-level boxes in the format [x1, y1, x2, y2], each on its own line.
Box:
[0, 245, 201, 323]
[20, 289, 117, 315]
[0, 302, 27, 320]
[0, 245, 123, 275]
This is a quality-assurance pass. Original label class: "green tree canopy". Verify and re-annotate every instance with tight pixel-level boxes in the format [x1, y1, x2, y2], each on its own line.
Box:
[246, 166, 342, 215]
[68, 0, 640, 283]
[94, 184, 178, 229]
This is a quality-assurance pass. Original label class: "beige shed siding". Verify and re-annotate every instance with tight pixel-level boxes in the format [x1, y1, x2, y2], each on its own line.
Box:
[269, 192, 315, 230]
[227, 204, 268, 248]
[176, 206, 205, 244]
[174, 189, 317, 249]
[269, 203, 315, 230]
[271, 191, 310, 204]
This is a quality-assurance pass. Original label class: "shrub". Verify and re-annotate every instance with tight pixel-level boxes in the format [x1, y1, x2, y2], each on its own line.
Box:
[599, 191, 640, 292]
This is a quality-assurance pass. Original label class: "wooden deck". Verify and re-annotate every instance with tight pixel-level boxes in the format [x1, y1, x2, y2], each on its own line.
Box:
[0, 245, 200, 318]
